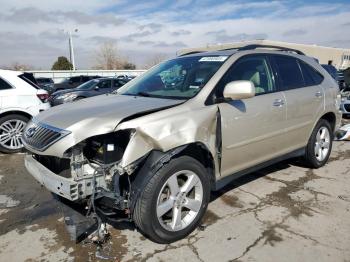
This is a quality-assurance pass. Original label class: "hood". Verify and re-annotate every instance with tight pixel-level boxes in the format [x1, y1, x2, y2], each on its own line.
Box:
[36, 94, 183, 133]
[52, 88, 76, 96]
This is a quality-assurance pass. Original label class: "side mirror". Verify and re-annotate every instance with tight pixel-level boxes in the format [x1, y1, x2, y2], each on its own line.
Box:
[223, 80, 255, 100]
[94, 86, 99, 90]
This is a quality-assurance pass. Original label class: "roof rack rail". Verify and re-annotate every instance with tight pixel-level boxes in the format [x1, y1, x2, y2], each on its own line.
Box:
[178, 51, 205, 56]
[234, 44, 305, 55]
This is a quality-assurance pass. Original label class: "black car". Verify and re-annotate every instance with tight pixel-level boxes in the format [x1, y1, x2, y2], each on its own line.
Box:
[53, 75, 101, 92]
[36, 77, 55, 93]
[49, 77, 129, 106]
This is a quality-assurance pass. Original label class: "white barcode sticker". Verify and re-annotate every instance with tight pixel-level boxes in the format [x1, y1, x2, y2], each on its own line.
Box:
[199, 56, 228, 62]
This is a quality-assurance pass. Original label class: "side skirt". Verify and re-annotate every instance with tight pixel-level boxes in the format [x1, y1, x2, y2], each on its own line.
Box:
[214, 147, 305, 191]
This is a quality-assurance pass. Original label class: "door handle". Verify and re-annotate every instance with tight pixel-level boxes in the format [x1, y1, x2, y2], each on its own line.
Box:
[315, 91, 323, 98]
[273, 99, 285, 107]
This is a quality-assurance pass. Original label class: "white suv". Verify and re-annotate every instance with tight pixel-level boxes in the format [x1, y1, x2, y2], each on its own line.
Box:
[0, 70, 50, 153]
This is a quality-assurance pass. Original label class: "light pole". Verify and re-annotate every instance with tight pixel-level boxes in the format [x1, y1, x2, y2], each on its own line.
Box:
[68, 29, 78, 71]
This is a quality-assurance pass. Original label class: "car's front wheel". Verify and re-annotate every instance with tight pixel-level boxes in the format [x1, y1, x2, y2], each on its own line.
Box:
[0, 114, 29, 153]
[133, 156, 210, 243]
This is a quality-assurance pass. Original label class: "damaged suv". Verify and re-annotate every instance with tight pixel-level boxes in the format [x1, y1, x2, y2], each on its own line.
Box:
[23, 45, 341, 243]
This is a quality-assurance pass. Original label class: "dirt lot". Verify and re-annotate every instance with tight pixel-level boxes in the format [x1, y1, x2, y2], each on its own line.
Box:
[0, 139, 350, 261]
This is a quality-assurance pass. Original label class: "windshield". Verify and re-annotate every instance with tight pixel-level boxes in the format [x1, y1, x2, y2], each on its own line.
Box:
[76, 79, 99, 90]
[117, 55, 228, 100]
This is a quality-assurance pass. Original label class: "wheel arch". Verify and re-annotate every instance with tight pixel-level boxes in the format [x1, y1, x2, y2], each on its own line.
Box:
[0, 110, 32, 120]
[128, 142, 216, 213]
[319, 112, 336, 132]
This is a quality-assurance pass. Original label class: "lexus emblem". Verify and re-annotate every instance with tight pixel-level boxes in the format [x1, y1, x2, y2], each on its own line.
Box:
[25, 127, 37, 138]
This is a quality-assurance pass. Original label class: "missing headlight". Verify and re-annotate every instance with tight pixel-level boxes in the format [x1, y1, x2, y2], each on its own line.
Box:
[83, 129, 134, 165]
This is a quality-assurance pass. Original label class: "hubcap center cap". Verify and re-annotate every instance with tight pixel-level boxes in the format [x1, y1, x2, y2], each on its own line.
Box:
[175, 192, 186, 206]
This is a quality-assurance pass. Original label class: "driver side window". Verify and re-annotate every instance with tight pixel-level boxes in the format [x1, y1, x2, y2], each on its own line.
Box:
[215, 55, 275, 100]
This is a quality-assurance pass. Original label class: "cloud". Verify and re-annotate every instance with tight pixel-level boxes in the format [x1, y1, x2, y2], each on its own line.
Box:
[153, 41, 187, 48]
[137, 40, 187, 48]
[206, 30, 267, 43]
[138, 23, 163, 33]
[89, 36, 118, 44]
[120, 31, 153, 42]
[283, 29, 307, 37]
[171, 29, 191, 36]
[38, 29, 80, 42]
[2, 7, 124, 26]
[0, 31, 65, 68]
[4, 7, 58, 23]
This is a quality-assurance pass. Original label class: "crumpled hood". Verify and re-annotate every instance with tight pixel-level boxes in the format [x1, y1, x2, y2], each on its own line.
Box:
[35, 94, 183, 137]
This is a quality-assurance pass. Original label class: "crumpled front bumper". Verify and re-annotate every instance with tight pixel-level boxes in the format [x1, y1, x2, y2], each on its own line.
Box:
[25, 154, 80, 201]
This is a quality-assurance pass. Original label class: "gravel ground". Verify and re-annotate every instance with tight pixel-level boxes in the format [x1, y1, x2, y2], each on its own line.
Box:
[0, 134, 349, 261]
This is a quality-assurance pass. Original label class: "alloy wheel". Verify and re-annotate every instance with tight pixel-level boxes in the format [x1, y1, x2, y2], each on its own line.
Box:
[314, 126, 330, 162]
[0, 119, 27, 150]
[156, 170, 203, 232]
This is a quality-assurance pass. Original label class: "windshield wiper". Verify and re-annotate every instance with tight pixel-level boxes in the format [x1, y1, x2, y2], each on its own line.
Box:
[135, 92, 150, 97]
[122, 91, 150, 97]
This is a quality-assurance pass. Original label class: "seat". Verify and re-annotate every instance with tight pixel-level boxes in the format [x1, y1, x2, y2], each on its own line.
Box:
[242, 71, 266, 94]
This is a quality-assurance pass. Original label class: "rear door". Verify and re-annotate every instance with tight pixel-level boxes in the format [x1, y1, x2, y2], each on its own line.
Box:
[272, 55, 325, 151]
[216, 54, 288, 177]
[0, 77, 16, 112]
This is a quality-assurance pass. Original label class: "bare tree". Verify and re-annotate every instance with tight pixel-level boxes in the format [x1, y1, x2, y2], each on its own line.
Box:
[144, 53, 169, 69]
[93, 41, 137, 70]
[4, 62, 33, 71]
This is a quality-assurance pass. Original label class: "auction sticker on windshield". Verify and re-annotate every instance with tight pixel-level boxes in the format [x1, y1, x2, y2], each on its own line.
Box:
[199, 56, 228, 62]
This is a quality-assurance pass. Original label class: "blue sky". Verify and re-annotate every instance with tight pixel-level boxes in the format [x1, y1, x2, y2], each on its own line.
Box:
[0, 0, 349, 68]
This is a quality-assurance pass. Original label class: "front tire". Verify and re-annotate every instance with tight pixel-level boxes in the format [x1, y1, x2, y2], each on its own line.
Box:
[133, 156, 210, 243]
[0, 114, 29, 154]
[304, 119, 333, 168]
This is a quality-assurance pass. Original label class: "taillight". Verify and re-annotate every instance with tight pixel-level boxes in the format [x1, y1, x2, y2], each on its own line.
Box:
[37, 93, 49, 102]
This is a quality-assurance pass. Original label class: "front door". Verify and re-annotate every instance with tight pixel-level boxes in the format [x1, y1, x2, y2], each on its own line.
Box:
[215, 55, 288, 177]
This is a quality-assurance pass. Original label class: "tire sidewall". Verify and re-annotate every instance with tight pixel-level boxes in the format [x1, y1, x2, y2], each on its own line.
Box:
[307, 120, 333, 168]
[142, 156, 210, 243]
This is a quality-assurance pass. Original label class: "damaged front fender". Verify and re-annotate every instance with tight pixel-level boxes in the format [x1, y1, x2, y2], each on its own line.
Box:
[116, 104, 221, 174]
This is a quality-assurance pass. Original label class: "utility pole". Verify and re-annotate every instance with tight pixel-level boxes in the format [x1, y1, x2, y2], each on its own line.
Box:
[68, 29, 78, 71]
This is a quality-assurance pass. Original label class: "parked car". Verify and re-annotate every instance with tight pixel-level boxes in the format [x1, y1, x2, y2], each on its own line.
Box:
[49, 77, 130, 106]
[53, 75, 101, 92]
[0, 70, 50, 153]
[36, 77, 55, 94]
[340, 86, 350, 117]
[23, 45, 341, 243]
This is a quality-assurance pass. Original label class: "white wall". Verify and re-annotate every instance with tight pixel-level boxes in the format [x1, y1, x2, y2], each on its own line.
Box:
[27, 69, 146, 83]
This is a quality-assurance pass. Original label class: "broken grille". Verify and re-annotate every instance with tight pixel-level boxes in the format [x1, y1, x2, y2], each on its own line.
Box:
[23, 120, 70, 151]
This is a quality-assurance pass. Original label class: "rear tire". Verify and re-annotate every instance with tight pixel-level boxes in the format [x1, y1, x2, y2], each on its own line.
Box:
[0, 114, 29, 154]
[303, 119, 333, 168]
[133, 156, 210, 243]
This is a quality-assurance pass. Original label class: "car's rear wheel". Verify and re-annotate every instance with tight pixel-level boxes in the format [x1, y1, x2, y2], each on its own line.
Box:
[0, 114, 29, 153]
[133, 156, 210, 243]
[304, 119, 333, 168]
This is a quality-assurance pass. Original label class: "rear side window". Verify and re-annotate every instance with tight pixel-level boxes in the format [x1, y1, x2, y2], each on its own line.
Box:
[300, 61, 324, 85]
[0, 77, 12, 90]
[274, 55, 304, 90]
